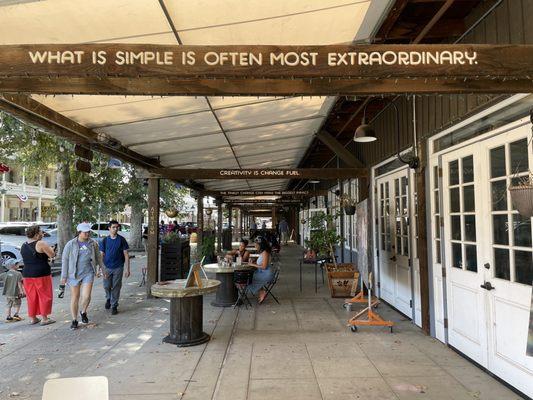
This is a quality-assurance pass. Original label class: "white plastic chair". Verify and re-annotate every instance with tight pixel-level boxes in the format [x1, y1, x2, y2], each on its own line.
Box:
[42, 376, 108, 400]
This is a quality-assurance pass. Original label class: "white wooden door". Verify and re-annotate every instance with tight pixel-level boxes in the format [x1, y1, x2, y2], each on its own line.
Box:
[442, 121, 533, 397]
[376, 169, 413, 317]
[482, 124, 533, 397]
[442, 147, 489, 367]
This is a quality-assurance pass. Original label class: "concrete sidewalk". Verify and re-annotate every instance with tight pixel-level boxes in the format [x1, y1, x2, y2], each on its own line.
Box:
[0, 247, 522, 400]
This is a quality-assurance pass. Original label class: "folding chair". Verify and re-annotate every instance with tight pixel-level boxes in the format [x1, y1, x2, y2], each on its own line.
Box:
[233, 269, 254, 309]
[261, 263, 281, 304]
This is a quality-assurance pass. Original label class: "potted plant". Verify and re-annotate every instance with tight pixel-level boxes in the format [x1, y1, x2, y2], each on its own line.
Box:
[304, 211, 357, 298]
[340, 194, 357, 215]
[509, 173, 533, 218]
[165, 208, 178, 218]
[199, 235, 216, 264]
[304, 211, 342, 261]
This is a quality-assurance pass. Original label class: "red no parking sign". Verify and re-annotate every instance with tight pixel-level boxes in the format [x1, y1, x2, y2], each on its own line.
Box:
[0, 163, 10, 173]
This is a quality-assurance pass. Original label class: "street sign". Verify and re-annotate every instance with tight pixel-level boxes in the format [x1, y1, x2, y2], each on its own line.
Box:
[0, 163, 10, 173]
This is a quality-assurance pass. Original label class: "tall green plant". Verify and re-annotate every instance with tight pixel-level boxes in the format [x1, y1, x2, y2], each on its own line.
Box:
[199, 235, 215, 260]
[304, 211, 343, 257]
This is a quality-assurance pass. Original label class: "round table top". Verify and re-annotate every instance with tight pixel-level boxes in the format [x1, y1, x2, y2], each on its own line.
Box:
[151, 279, 220, 298]
[203, 263, 255, 273]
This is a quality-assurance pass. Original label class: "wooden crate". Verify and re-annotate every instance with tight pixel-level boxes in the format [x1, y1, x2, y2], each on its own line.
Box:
[326, 263, 359, 298]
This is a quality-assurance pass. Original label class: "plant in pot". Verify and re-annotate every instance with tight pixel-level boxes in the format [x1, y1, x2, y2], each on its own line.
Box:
[509, 172, 533, 218]
[304, 211, 343, 262]
[304, 211, 357, 298]
[339, 194, 357, 215]
[199, 235, 216, 264]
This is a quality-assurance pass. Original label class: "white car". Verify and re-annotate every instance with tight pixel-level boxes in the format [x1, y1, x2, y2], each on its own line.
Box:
[0, 241, 22, 271]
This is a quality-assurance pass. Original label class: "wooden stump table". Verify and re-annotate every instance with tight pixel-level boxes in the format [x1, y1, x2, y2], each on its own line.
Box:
[151, 279, 220, 347]
[203, 263, 255, 307]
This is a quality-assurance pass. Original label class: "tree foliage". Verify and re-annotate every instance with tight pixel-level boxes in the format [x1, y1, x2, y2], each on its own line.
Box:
[0, 111, 190, 235]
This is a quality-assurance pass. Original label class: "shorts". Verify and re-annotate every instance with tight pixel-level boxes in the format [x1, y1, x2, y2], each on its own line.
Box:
[6, 296, 21, 307]
[68, 273, 94, 287]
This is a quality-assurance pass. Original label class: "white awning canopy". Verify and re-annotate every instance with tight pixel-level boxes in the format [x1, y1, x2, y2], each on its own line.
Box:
[0, 0, 391, 191]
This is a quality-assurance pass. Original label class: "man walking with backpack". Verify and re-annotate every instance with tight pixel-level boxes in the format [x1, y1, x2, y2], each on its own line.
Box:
[100, 220, 130, 315]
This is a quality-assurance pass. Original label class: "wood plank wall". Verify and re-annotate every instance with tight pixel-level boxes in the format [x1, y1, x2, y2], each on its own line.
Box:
[347, 0, 532, 168]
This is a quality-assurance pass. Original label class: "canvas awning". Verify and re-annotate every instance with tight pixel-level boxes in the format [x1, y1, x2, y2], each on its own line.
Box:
[0, 0, 391, 191]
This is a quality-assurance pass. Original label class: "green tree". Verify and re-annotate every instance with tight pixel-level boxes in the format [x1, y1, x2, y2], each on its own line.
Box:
[1, 112, 190, 253]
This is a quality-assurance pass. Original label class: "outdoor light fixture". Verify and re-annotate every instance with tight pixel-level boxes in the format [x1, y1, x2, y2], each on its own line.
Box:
[354, 97, 420, 169]
[353, 117, 377, 143]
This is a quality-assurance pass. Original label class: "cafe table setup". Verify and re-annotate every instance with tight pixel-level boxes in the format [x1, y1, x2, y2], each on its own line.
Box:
[203, 259, 255, 307]
[151, 277, 220, 347]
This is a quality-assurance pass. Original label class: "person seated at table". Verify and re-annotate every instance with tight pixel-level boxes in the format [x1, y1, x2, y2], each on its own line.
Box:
[247, 237, 273, 304]
[225, 239, 251, 263]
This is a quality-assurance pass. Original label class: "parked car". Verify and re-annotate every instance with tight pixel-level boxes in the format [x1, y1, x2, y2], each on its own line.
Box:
[0, 225, 29, 248]
[0, 224, 58, 250]
[0, 241, 22, 272]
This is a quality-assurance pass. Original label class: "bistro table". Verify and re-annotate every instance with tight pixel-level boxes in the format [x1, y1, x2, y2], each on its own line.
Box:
[203, 263, 255, 307]
[151, 279, 220, 347]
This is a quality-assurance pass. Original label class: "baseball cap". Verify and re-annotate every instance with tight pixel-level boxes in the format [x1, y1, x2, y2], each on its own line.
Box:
[76, 222, 92, 232]
[4, 258, 19, 268]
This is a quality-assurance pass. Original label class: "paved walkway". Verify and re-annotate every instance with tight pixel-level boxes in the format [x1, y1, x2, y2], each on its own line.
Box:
[0, 246, 522, 399]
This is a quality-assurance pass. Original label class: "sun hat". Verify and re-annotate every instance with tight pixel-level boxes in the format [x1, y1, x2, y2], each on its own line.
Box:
[76, 222, 92, 233]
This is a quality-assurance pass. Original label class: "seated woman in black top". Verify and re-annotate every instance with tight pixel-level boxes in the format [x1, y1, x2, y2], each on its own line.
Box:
[225, 239, 251, 263]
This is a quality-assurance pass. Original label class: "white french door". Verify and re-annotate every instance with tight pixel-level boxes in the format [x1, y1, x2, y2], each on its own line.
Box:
[376, 169, 413, 318]
[441, 121, 533, 397]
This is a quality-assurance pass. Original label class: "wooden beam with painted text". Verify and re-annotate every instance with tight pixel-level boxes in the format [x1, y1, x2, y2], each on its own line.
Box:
[201, 190, 327, 197]
[1, 44, 531, 79]
[151, 168, 367, 180]
[0, 44, 531, 95]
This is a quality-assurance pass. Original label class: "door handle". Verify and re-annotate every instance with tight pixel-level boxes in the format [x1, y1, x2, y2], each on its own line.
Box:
[390, 255, 397, 262]
[484, 263, 490, 270]
[480, 281, 495, 291]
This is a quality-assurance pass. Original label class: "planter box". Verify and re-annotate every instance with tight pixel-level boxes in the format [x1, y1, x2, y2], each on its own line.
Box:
[325, 263, 359, 298]
[160, 240, 191, 280]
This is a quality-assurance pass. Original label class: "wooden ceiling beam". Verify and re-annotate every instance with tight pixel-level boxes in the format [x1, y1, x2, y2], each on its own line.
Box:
[315, 130, 364, 168]
[375, 0, 410, 42]
[150, 168, 367, 180]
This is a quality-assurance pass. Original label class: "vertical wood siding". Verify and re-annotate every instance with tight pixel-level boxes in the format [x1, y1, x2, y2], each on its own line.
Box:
[354, 0, 532, 167]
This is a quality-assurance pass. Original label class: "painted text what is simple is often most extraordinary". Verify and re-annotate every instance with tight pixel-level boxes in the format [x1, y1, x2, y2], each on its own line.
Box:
[27, 50, 479, 67]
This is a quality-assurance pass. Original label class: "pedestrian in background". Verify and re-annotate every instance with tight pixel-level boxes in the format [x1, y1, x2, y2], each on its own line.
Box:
[100, 220, 130, 315]
[61, 223, 106, 330]
[0, 259, 24, 322]
[20, 225, 56, 326]
[278, 218, 289, 245]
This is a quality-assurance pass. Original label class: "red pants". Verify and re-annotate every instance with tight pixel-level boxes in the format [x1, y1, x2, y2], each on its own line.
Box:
[23, 275, 53, 318]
